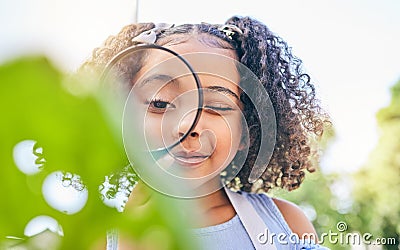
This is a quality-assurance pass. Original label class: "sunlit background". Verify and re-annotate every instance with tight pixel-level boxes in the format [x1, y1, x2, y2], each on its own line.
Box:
[1, 0, 400, 249]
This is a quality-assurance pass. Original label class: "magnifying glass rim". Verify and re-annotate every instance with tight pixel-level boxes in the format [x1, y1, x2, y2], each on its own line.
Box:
[100, 43, 204, 156]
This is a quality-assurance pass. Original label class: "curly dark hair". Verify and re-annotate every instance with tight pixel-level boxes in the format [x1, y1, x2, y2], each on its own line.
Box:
[80, 16, 330, 193]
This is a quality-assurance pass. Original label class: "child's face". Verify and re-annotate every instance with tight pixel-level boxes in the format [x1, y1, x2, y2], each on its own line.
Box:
[132, 39, 244, 181]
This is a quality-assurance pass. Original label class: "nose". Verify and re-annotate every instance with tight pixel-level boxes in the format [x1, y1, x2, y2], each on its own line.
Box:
[174, 110, 201, 140]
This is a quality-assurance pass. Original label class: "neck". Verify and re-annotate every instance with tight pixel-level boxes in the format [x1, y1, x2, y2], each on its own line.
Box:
[183, 186, 236, 228]
[125, 179, 236, 228]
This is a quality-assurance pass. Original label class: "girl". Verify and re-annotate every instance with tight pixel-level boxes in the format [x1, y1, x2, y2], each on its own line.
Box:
[82, 16, 330, 249]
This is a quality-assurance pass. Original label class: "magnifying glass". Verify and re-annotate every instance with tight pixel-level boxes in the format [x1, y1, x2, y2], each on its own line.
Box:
[100, 44, 203, 161]
[99, 44, 276, 198]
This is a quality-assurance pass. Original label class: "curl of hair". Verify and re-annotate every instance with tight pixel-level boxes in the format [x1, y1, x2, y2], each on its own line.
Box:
[79, 23, 155, 76]
[225, 16, 329, 192]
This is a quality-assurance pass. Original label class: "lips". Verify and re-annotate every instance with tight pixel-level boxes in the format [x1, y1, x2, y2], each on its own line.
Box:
[171, 151, 210, 167]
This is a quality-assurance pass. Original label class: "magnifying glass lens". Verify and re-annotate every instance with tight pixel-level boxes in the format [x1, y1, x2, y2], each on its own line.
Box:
[101, 45, 202, 161]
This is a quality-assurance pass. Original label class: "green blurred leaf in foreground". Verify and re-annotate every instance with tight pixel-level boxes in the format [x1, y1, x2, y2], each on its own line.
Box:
[0, 57, 197, 249]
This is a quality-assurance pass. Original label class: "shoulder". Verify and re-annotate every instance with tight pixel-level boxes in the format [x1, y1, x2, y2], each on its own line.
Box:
[240, 192, 318, 238]
[272, 197, 318, 240]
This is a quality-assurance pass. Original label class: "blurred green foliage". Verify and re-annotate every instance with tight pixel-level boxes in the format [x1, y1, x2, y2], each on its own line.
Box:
[0, 57, 196, 249]
[276, 80, 400, 250]
[349, 79, 400, 249]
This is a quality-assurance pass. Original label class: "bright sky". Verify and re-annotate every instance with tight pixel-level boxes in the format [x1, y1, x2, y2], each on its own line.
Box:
[1, 0, 399, 174]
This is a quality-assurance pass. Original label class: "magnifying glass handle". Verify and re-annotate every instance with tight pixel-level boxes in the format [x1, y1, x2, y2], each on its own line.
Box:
[150, 148, 169, 161]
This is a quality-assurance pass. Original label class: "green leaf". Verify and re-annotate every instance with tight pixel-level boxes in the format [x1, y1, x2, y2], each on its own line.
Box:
[0, 56, 196, 249]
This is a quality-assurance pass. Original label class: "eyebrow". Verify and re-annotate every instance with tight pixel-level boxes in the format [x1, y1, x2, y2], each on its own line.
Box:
[206, 86, 240, 100]
[136, 74, 175, 87]
[136, 74, 240, 100]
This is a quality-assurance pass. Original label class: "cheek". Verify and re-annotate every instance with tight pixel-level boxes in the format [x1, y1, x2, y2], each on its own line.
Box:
[143, 116, 164, 148]
[211, 115, 243, 161]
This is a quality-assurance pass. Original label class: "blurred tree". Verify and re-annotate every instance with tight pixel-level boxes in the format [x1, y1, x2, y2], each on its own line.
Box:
[350, 79, 400, 249]
[277, 80, 400, 249]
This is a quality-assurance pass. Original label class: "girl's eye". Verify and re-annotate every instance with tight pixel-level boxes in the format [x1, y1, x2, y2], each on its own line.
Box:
[146, 99, 176, 113]
[204, 104, 233, 114]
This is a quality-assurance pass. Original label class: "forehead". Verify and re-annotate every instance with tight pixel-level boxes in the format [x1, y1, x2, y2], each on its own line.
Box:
[136, 39, 241, 89]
